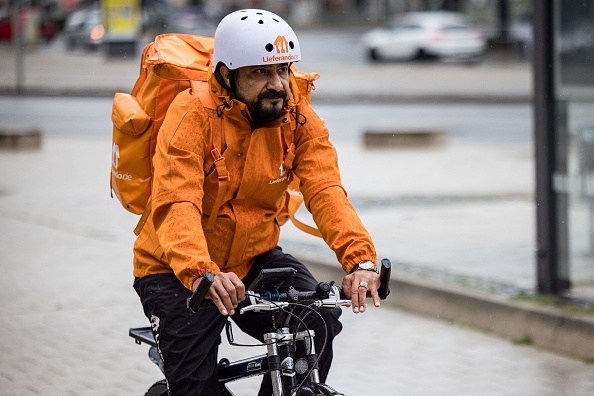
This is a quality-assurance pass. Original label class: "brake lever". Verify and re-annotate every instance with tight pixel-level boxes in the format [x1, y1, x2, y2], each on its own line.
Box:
[240, 292, 291, 314]
[240, 301, 290, 314]
[318, 285, 352, 308]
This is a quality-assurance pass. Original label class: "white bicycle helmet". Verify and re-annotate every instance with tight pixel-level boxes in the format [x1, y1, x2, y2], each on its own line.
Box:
[212, 9, 301, 71]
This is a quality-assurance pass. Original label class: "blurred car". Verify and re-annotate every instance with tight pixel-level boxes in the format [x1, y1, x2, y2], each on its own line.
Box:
[0, 7, 57, 43]
[0, 16, 11, 41]
[361, 12, 486, 62]
[63, 6, 104, 51]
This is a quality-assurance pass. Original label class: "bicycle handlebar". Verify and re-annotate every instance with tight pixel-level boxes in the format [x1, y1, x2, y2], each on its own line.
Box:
[187, 258, 392, 313]
[187, 271, 215, 311]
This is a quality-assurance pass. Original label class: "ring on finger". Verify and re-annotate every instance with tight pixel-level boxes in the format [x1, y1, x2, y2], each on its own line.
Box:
[358, 281, 368, 290]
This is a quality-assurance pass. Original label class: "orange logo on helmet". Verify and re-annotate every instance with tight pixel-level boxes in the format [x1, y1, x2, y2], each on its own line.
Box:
[274, 36, 289, 54]
[262, 36, 298, 63]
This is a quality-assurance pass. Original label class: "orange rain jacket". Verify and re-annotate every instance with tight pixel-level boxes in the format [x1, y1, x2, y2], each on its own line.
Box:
[133, 70, 376, 291]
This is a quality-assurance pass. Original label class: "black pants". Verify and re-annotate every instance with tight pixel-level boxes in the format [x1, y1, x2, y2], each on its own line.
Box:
[134, 247, 343, 396]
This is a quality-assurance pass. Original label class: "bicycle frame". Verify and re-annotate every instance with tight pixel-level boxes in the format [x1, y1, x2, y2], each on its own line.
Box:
[130, 302, 327, 396]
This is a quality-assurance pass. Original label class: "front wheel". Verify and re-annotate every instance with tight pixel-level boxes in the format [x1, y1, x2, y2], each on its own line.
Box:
[145, 379, 168, 396]
[294, 382, 345, 395]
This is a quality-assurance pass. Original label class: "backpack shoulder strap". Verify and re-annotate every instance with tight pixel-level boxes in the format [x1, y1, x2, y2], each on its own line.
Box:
[279, 108, 321, 238]
[134, 81, 222, 237]
[286, 181, 322, 238]
[133, 200, 152, 236]
[204, 115, 228, 233]
[191, 80, 229, 233]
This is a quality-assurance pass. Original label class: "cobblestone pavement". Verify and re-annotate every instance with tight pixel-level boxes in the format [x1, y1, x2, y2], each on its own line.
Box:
[1, 134, 593, 396]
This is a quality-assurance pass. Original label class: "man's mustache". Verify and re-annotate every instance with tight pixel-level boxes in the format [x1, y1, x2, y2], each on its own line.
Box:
[259, 89, 287, 100]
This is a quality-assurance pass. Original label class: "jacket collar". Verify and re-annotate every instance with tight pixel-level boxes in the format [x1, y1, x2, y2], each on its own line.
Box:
[207, 68, 302, 129]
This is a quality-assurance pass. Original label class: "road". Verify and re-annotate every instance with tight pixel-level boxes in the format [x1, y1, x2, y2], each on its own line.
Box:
[0, 97, 532, 144]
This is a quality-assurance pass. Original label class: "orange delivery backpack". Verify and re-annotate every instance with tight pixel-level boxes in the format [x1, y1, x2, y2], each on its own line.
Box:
[110, 33, 321, 238]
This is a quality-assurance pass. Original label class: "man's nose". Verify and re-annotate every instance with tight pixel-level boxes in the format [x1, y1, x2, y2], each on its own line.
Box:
[266, 72, 283, 91]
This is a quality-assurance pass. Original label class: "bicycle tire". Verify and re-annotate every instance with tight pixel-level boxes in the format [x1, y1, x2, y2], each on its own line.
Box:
[296, 382, 345, 396]
[144, 379, 168, 396]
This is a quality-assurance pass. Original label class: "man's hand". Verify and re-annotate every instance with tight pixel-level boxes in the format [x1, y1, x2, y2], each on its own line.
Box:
[342, 270, 381, 314]
[192, 272, 245, 316]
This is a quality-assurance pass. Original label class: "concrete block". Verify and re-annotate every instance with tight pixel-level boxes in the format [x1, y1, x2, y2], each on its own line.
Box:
[0, 129, 42, 150]
[364, 129, 447, 148]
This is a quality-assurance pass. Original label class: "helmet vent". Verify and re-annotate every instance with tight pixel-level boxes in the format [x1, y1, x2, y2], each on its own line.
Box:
[258, 20, 263, 24]
[265, 43, 274, 52]
[289, 41, 294, 49]
[241, 16, 247, 20]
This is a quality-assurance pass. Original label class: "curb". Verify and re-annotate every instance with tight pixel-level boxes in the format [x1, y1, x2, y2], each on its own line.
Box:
[303, 257, 594, 362]
[0, 128, 42, 149]
[0, 87, 533, 104]
[312, 93, 533, 104]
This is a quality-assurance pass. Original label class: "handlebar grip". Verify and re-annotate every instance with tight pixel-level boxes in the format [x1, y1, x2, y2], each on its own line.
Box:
[377, 258, 391, 300]
[187, 271, 215, 312]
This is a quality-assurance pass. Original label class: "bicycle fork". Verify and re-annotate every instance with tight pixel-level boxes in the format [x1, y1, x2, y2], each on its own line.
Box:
[264, 328, 320, 396]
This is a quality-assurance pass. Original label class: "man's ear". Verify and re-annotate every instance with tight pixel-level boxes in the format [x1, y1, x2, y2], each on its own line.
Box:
[219, 65, 231, 86]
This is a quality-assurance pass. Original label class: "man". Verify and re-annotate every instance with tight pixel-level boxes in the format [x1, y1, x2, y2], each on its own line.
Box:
[132, 8, 380, 396]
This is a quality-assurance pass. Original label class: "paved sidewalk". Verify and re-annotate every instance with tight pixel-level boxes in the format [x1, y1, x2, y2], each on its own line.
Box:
[1, 135, 593, 396]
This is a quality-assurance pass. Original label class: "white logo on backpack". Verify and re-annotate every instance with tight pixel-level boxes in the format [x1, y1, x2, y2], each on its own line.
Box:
[111, 142, 132, 181]
[112, 143, 120, 168]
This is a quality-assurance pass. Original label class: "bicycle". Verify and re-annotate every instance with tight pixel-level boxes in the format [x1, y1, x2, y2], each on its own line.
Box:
[129, 258, 392, 396]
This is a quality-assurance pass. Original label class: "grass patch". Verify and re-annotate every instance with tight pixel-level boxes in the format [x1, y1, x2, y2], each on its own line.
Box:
[512, 335, 533, 346]
[512, 292, 594, 315]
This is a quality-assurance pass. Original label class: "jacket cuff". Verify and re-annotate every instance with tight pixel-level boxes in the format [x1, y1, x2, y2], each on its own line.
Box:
[178, 261, 221, 291]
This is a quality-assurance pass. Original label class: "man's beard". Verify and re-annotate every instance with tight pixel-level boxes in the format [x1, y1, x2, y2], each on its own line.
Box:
[237, 88, 288, 124]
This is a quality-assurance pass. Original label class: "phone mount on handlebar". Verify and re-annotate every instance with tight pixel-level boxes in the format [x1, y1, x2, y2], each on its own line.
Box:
[246, 267, 297, 294]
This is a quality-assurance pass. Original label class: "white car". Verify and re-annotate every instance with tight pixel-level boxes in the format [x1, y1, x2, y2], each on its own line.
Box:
[362, 12, 486, 62]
